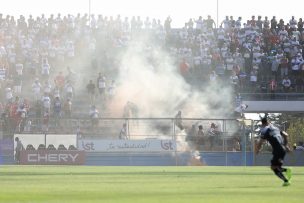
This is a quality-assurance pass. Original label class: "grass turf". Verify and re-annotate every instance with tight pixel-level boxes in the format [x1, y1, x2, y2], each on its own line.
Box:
[0, 166, 303, 203]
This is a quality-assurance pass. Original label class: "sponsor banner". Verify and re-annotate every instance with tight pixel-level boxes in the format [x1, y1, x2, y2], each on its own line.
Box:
[0, 139, 14, 155]
[20, 150, 85, 165]
[78, 139, 176, 152]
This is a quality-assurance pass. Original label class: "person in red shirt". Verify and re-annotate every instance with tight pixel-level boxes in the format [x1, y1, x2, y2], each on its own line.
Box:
[54, 72, 65, 91]
[179, 58, 190, 76]
[10, 96, 19, 132]
[42, 110, 49, 132]
[269, 77, 277, 99]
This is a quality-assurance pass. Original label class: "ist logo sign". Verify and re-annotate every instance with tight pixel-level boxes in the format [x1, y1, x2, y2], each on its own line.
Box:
[81, 141, 95, 151]
[160, 140, 174, 151]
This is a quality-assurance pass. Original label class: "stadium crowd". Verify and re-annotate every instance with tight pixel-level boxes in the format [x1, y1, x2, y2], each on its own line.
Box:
[0, 13, 304, 134]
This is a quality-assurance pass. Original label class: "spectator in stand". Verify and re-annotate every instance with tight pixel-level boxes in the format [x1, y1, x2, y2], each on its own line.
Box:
[124, 101, 139, 118]
[209, 71, 218, 83]
[196, 125, 205, 146]
[282, 76, 291, 92]
[14, 137, 24, 164]
[269, 77, 277, 99]
[89, 105, 99, 129]
[256, 16, 263, 31]
[96, 73, 106, 100]
[65, 66, 77, 86]
[271, 16, 277, 31]
[280, 54, 289, 78]
[295, 76, 304, 92]
[86, 80, 96, 104]
[32, 78, 42, 101]
[14, 63, 23, 94]
[230, 71, 239, 93]
[43, 81, 52, 97]
[41, 57, 50, 81]
[174, 110, 184, 130]
[52, 85, 61, 99]
[119, 123, 129, 140]
[164, 16, 172, 33]
[298, 18, 303, 33]
[53, 96, 61, 127]
[208, 123, 219, 150]
[300, 62, 304, 78]
[289, 16, 297, 31]
[63, 98, 72, 118]
[41, 92, 51, 113]
[64, 80, 74, 100]
[108, 80, 116, 99]
[195, 16, 204, 33]
[263, 16, 270, 29]
[271, 56, 280, 80]
[5, 86, 13, 103]
[221, 16, 230, 30]
[179, 58, 190, 78]
[291, 53, 303, 76]
[54, 72, 65, 92]
[42, 109, 49, 132]
[16, 103, 27, 133]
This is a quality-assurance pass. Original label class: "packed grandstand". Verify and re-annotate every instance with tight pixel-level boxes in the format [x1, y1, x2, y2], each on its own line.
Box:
[0, 13, 303, 137]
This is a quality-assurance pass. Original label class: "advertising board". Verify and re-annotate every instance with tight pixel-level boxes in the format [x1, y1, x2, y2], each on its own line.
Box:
[78, 139, 176, 152]
[20, 150, 85, 165]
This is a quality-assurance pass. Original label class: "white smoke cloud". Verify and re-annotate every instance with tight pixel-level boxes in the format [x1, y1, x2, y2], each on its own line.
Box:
[108, 32, 234, 121]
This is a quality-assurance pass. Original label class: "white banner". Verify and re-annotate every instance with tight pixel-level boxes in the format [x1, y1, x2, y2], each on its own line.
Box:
[78, 139, 176, 152]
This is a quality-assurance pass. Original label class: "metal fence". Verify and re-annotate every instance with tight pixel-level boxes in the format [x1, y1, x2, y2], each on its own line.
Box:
[2, 117, 303, 166]
[1, 117, 257, 153]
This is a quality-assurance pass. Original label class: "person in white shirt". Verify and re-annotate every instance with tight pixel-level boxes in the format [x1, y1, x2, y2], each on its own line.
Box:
[234, 103, 248, 118]
[41, 58, 50, 79]
[89, 105, 99, 128]
[230, 71, 239, 92]
[209, 71, 217, 82]
[235, 17, 242, 29]
[282, 77, 291, 92]
[15, 63, 23, 76]
[108, 80, 116, 98]
[64, 80, 74, 99]
[144, 17, 151, 29]
[221, 16, 230, 30]
[5, 87, 13, 102]
[119, 123, 129, 140]
[43, 81, 52, 96]
[289, 16, 297, 30]
[41, 93, 51, 112]
[195, 16, 204, 32]
[122, 17, 130, 33]
[97, 73, 106, 100]
[32, 79, 42, 101]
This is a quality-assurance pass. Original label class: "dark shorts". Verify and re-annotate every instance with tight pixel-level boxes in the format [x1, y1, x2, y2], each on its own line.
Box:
[271, 149, 286, 167]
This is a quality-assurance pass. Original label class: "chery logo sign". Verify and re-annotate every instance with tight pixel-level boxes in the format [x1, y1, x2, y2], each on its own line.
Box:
[28, 153, 79, 162]
[160, 140, 174, 151]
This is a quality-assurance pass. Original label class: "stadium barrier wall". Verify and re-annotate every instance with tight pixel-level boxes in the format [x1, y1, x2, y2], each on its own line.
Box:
[81, 151, 304, 166]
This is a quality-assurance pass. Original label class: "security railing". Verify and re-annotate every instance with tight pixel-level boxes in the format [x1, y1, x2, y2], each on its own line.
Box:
[1, 117, 256, 153]
[240, 93, 304, 101]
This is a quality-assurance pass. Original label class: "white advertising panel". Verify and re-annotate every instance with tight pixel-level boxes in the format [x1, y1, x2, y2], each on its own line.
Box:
[78, 139, 176, 152]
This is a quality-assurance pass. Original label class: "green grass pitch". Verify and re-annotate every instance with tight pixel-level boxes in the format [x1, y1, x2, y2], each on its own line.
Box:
[0, 166, 303, 203]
